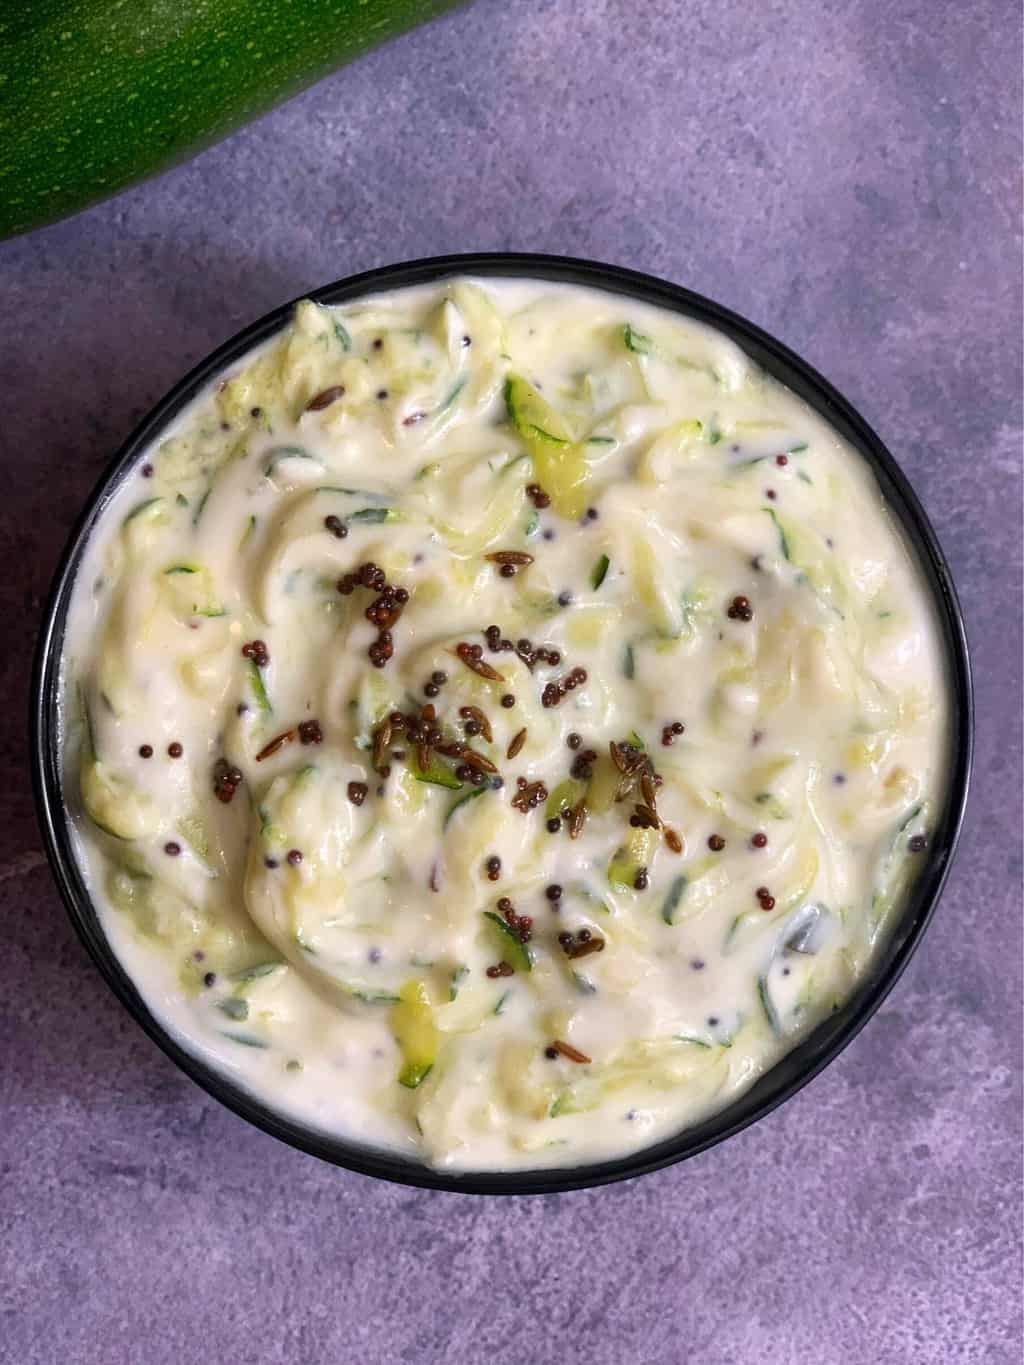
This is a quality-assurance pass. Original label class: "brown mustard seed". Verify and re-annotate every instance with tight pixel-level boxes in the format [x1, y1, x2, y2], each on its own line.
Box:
[138, 744, 153, 759]
[727, 595, 754, 622]
[751, 832, 768, 848]
[241, 639, 270, 667]
[501, 694, 516, 708]
[661, 719, 686, 746]
[571, 749, 597, 780]
[287, 849, 303, 866]
[454, 642, 506, 682]
[485, 855, 502, 881]
[776, 453, 789, 466]
[324, 514, 348, 539]
[633, 867, 649, 891]
[908, 834, 928, 853]
[510, 780, 547, 812]
[545, 884, 563, 902]
[213, 758, 243, 804]
[499, 563, 517, 578]
[541, 666, 588, 708]
[708, 834, 726, 851]
[567, 733, 582, 750]
[486, 962, 514, 979]
[167, 742, 183, 758]
[298, 719, 323, 745]
[546, 817, 561, 833]
[164, 842, 181, 857]
[347, 782, 368, 807]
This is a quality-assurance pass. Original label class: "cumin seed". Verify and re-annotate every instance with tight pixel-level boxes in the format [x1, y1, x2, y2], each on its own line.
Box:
[461, 747, 499, 775]
[255, 728, 296, 761]
[485, 550, 535, 566]
[551, 1040, 591, 1064]
[507, 727, 527, 760]
[305, 385, 346, 411]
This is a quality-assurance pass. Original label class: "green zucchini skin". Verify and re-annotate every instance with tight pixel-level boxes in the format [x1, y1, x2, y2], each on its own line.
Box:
[0, 0, 462, 239]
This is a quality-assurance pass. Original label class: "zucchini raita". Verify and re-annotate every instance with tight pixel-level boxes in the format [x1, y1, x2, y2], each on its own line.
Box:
[63, 278, 947, 1170]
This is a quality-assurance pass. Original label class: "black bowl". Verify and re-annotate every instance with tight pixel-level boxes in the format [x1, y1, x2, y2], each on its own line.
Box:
[31, 254, 973, 1194]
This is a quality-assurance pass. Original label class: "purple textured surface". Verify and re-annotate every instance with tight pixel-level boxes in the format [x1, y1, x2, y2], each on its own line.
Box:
[1, 1, 1021, 1362]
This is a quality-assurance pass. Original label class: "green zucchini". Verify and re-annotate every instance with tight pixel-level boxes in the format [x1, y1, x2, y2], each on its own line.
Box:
[482, 912, 532, 973]
[409, 750, 462, 790]
[448, 965, 469, 1000]
[122, 497, 164, 526]
[347, 507, 399, 524]
[444, 783, 492, 826]
[221, 1031, 270, 1049]
[391, 979, 437, 1088]
[231, 961, 285, 983]
[660, 875, 688, 925]
[765, 507, 792, 561]
[622, 324, 652, 355]
[504, 375, 588, 520]
[757, 974, 781, 1035]
[674, 1033, 712, 1049]
[607, 828, 656, 891]
[248, 660, 272, 714]
[0, 1, 464, 239]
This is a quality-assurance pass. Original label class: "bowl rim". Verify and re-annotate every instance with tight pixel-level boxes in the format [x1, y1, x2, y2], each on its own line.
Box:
[31, 252, 973, 1195]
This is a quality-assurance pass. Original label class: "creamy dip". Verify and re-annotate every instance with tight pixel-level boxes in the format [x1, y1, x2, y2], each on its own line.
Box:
[62, 278, 948, 1171]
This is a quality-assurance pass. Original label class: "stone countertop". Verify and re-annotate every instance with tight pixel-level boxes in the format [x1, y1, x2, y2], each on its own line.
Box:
[1, 2, 1020, 1362]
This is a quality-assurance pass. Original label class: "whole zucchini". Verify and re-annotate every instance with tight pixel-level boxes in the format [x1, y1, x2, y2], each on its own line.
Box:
[0, 0, 463, 240]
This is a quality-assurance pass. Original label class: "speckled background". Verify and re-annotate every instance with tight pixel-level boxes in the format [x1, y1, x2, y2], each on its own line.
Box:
[1, 2, 1020, 1362]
